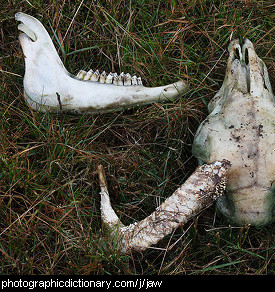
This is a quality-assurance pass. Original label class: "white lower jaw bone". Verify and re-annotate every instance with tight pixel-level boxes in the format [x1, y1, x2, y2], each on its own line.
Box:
[98, 160, 231, 253]
[15, 12, 188, 114]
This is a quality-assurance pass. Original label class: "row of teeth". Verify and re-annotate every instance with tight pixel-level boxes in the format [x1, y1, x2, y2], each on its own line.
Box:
[76, 69, 143, 86]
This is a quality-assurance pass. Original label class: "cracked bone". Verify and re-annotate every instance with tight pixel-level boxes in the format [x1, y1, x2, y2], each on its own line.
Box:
[192, 39, 275, 227]
[15, 12, 188, 115]
[98, 160, 230, 254]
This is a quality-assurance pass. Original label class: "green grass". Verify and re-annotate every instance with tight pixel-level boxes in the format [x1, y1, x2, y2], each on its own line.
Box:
[1, 0, 274, 275]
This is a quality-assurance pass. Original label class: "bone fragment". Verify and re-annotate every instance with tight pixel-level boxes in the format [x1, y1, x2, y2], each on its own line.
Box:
[15, 12, 188, 114]
[98, 160, 231, 253]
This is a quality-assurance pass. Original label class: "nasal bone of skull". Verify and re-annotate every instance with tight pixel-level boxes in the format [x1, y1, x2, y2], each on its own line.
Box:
[232, 40, 266, 96]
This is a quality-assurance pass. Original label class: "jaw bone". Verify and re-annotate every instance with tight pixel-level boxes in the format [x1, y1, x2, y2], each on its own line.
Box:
[98, 160, 231, 254]
[15, 12, 188, 114]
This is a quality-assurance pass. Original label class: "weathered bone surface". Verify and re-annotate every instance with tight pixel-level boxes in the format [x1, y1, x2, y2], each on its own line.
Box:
[98, 160, 230, 253]
[15, 12, 187, 114]
[192, 39, 275, 227]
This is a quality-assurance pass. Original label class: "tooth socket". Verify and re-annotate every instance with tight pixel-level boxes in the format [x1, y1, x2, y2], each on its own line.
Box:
[76, 69, 142, 86]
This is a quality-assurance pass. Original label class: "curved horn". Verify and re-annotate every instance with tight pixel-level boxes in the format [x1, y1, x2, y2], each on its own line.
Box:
[98, 160, 231, 254]
[15, 12, 188, 114]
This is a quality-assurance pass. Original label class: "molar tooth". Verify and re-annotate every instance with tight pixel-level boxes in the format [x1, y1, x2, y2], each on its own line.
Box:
[137, 77, 143, 85]
[113, 73, 119, 85]
[131, 75, 137, 85]
[91, 69, 100, 81]
[124, 73, 132, 86]
[76, 70, 87, 80]
[106, 73, 113, 84]
[84, 69, 94, 80]
[118, 72, 125, 86]
[100, 71, 107, 83]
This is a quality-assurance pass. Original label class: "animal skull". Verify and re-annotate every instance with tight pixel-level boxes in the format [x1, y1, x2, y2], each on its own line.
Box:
[99, 38, 274, 253]
[192, 39, 275, 227]
[15, 12, 187, 114]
